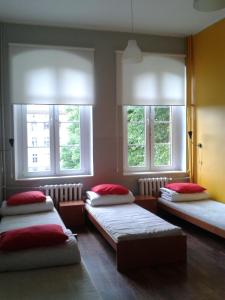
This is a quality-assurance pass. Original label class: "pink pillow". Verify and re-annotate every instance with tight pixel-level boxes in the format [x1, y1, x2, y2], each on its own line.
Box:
[0, 224, 68, 252]
[165, 182, 206, 194]
[7, 191, 46, 206]
[91, 184, 129, 195]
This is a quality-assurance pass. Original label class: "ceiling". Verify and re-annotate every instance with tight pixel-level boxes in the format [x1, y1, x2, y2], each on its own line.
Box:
[0, 0, 224, 37]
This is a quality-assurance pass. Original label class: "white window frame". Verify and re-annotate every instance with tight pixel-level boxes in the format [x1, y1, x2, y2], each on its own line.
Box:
[14, 105, 93, 179]
[123, 105, 186, 174]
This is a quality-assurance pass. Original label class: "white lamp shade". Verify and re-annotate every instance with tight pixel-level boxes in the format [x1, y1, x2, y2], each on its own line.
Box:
[123, 40, 142, 63]
[193, 0, 225, 11]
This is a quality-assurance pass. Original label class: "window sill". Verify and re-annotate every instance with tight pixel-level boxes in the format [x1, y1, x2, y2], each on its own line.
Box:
[123, 170, 188, 177]
[15, 174, 93, 182]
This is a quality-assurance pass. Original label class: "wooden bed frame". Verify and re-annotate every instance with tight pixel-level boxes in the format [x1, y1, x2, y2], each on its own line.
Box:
[85, 209, 186, 272]
[158, 201, 225, 239]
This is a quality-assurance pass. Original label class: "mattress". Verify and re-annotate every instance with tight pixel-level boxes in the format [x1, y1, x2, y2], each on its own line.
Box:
[85, 203, 183, 242]
[0, 262, 101, 300]
[0, 208, 81, 272]
[0, 207, 66, 233]
[158, 198, 225, 231]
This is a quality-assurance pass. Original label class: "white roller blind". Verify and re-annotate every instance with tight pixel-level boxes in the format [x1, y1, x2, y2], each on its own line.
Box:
[117, 52, 186, 106]
[9, 44, 95, 105]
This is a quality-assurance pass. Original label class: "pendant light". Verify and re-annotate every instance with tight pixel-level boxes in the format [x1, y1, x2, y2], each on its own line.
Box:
[193, 0, 225, 11]
[123, 0, 142, 63]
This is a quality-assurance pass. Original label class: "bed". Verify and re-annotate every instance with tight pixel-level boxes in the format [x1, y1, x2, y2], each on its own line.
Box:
[158, 198, 225, 239]
[0, 200, 101, 299]
[85, 202, 186, 272]
[0, 207, 81, 272]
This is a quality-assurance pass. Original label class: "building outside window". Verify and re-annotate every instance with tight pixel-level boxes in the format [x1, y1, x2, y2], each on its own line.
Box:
[14, 104, 92, 178]
[32, 153, 38, 163]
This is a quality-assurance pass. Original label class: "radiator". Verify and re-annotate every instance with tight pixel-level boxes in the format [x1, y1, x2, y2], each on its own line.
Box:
[41, 183, 83, 204]
[138, 177, 172, 196]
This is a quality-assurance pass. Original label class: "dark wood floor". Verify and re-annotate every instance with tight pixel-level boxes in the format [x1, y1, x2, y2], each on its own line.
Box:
[77, 212, 225, 300]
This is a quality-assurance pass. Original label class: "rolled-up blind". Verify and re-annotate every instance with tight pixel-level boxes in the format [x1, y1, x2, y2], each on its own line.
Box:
[9, 44, 95, 105]
[117, 52, 186, 106]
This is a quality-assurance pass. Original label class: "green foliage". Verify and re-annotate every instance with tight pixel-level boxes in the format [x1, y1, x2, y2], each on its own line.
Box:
[60, 146, 80, 169]
[128, 124, 145, 145]
[154, 107, 170, 121]
[127, 106, 171, 167]
[153, 144, 170, 166]
[128, 145, 145, 167]
[60, 106, 81, 170]
[154, 123, 170, 143]
[64, 106, 80, 122]
[127, 106, 144, 122]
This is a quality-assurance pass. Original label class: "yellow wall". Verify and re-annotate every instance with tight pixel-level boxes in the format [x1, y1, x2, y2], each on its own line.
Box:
[193, 18, 225, 203]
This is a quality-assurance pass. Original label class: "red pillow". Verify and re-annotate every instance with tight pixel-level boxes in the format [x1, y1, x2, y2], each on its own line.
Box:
[92, 184, 129, 195]
[165, 183, 206, 194]
[7, 191, 46, 206]
[0, 224, 68, 252]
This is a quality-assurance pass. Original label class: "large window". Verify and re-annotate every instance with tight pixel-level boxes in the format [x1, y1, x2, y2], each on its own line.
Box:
[117, 52, 186, 173]
[14, 105, 92, 178]
[9, 44, 95, 179]
[123, 105, 186, 173]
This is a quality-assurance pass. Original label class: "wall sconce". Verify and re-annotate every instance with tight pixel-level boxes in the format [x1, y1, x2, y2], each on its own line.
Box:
[188, 131, 202, 148]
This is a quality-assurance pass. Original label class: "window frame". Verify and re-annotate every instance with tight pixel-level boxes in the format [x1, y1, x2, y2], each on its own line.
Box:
[14, 104, 93, 179]
[123, 105, 186, 174]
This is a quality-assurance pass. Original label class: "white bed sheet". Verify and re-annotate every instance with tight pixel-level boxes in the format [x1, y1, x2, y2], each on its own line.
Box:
[85, 202, 182, 242]
[0, 261, 101, 300]
[0, 207, 65, 233]
[0, 208, 81, 272]
[158, 198, 225, 230]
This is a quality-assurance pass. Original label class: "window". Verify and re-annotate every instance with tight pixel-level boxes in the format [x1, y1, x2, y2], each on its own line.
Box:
[123, 105, 186, 173]
[9, 44, 95, 179]
[32, 154, 38, 163]
[44, 137, 50, 147]
[31, 137, 37, 147]
[14, 105, 93, 178]
[117, 52, 186, 173]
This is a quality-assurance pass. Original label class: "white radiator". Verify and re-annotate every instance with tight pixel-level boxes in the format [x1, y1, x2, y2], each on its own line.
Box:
[41, 183, 83, 204]
[138, 177, 172, 196]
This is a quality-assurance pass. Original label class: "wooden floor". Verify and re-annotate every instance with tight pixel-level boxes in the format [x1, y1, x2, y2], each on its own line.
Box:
[77, 212, 225, 300]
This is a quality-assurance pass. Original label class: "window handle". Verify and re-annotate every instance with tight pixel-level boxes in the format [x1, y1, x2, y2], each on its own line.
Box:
[9, 138, 14, 147]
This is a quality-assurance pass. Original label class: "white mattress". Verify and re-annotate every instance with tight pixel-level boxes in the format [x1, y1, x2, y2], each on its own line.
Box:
[158, 198, 225, 231]
[0, 209, 81, 272]
[0, 207, 65, 233]
[85, 203, 183, 242]
[0, 262, 101, 300]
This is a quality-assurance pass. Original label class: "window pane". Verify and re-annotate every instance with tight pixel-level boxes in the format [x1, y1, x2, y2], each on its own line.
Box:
[127, 106, 144, 122]
[28, 148, 50, 172]
[59, 106, 81, 170]
[126, 106, 146, 168]
[154, 123, 170, 143]
[128, 145, 145, 167]
[153, 106, 171, 168]
[27, 105, 49, 122]
[60, 146, 80, 170]
[153, 144, 170, 166]
[26, 105, 51, 172]
[59, 105, 80, 122]
[154, 107, 170, 121]
[59, 123, 80, 146]
[128, 124, 145, 145]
